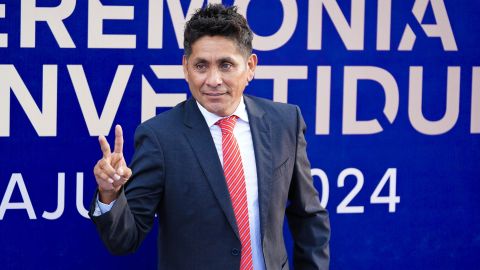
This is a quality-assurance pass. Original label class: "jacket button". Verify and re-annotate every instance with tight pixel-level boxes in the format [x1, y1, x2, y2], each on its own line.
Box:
[231, 248, 240, 256]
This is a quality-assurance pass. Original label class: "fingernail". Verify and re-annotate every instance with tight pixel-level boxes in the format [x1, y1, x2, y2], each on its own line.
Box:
[108, 178, 114, 184]
[114, 174, 121, 181]
[118, 168, 124, 175]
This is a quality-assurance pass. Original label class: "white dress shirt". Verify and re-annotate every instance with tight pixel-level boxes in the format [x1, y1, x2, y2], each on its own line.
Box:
[95, 96, 266, 269]
[196, 97, 266, 270]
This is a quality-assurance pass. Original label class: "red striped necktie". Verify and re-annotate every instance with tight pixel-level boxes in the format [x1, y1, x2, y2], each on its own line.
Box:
[216, 115, 253, 270]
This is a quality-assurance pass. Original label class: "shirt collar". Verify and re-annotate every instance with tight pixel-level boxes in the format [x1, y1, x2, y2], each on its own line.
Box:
[196, 96, 249, 128]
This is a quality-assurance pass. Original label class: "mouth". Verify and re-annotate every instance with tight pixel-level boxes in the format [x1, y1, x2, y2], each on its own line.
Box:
[202, 92, 227, 97]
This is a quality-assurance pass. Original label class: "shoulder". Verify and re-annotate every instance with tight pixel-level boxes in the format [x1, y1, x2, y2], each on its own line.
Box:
[244, 95, 300, 123]
[134, 99, 190, 138]
[245, 94, 299, 112]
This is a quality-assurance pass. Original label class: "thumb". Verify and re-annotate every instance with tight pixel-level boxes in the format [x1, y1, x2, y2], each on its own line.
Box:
[117, 166, 132, 180]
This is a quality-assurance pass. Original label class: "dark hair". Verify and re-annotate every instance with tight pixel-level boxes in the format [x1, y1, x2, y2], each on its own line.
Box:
[184, 4, 253, 58]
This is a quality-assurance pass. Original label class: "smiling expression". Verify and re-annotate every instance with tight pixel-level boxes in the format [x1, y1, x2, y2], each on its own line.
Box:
[183, 35, 257, 116]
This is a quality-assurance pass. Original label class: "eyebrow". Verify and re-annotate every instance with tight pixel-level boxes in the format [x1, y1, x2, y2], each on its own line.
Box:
[217, 57, 236, 63]
[190, 56, 237, 64]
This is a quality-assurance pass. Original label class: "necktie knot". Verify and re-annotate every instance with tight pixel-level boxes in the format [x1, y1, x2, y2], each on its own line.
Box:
[216, 115, 238, 135]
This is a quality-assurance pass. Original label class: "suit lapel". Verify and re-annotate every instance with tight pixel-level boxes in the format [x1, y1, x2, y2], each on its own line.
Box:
[182, 98, 240, 240]
[244, 95, 273, 242]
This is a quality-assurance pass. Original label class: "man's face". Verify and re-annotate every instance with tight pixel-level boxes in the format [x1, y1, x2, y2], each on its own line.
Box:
[183, 35, 257, 116]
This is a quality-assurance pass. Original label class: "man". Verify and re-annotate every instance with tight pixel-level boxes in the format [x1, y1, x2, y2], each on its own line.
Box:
[90, 4, 330, 270]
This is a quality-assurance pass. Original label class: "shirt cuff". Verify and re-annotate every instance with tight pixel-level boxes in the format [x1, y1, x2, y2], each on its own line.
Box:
[92, 194, 116, 216]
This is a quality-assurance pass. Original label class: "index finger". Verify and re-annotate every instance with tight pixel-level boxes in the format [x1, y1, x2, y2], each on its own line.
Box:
[114, 124, 124, 154]
[98, 135, 111, 158]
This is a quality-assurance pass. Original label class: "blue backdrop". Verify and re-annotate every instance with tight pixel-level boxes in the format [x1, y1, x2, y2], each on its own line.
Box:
[1, 0, 479, 269]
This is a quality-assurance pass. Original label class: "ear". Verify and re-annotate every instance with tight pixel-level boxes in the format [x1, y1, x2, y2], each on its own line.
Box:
[246, 53, 258, 82]
[182, 55, 189, 82]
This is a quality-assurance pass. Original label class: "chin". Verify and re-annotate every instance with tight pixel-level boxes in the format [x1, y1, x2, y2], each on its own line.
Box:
[204, 104, 227, 116]
[211, 109, 229, 117]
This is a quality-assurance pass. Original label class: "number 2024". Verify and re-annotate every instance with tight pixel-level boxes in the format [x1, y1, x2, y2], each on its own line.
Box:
[311, 168, 400, 213]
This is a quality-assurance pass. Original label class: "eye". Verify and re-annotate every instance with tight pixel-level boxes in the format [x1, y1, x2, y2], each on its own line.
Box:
[220, 62, 233, 71]
[194, 63, 207, 72]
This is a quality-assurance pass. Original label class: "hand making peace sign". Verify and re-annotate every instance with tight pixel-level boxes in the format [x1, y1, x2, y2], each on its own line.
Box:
[93, 125, 132, 204]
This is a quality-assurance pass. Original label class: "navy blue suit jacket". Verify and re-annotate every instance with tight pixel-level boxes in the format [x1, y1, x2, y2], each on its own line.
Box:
[90, 95, 330, 269]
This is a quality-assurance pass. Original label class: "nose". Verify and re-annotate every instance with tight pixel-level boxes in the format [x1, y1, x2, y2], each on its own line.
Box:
[205, 68, 222, 87]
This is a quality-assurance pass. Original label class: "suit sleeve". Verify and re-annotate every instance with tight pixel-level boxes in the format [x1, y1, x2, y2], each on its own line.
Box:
[286, 106, 331, 269]
[89, 123, 165, 255]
